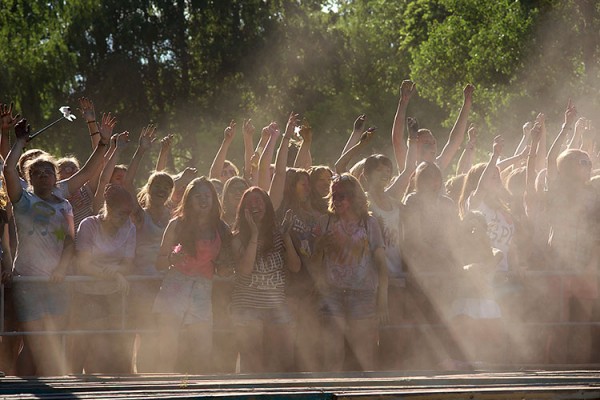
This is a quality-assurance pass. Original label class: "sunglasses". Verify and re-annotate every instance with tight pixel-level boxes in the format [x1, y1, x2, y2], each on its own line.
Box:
[579, 159, 592, 167]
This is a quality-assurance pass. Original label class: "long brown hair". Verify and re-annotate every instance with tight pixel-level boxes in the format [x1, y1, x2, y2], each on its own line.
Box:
[233, 186, 277, 254]
[174, 177, 222, 254]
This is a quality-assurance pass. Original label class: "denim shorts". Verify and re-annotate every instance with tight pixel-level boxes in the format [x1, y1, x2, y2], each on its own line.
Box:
[231, 304, 292, 326]
[153, 268, 213, 325]
[320, 287, 377, 320]
[12, 281, 69, 322]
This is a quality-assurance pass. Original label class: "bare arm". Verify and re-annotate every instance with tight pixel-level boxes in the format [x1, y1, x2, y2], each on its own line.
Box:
[156, 218, 178, 271]
[294, 121, 313, 169]
[156, 134, 173, 172]
[242, 119, 255, 180]
[471, 136, 502, 208]
[269, 112, 298, 211]
[386, 123, 418, 200]
[497, 145, 528, 171]
[547, 100, 577, 182]
[567, 117, 586, 149]
[334, 129, 374, 174]
[391, 80, 416, 171]
[4, 119, 30, 204]
[437, 84, 474, 172]
[456, 124, 477, 175]
[64, 112, 115, 195]
[78, 97, 101, 149]
[0, 102, 19, 160]
[209, 120, 236, 181]
[93, 132, 129, 212]
[257, 123, 279, 191]
[341, 114, 366, 155]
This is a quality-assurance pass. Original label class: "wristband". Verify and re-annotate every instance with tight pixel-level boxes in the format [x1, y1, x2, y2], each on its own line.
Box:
[90, 131, 100, 137]
[87, 120, 96, 124]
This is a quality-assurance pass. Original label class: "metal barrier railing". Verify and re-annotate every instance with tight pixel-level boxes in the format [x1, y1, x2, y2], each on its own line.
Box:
[2, 269, 596, 335]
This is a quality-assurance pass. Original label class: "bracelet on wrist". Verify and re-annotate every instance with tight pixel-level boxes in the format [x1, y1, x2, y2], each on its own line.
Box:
[98, 140, 109, 146]
[87, 120, 96, 124]
[90, 131, 100, 137]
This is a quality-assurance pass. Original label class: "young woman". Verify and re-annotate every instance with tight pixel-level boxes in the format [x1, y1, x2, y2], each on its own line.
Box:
[308, 166, 333, 214]
[403, 161, 461, 368]
[545, 148, 599, 363]
[74, 184, 136, 373]
[4, 119, 77, 376]
[310, 173, 388, 371]
[230, 186, 301, 373]
[213, 175, 249, 373]
[154, 177, 231, 373]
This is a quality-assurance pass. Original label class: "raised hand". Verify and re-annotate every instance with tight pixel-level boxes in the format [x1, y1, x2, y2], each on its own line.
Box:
[531, 121, 543, 145]
[284, 112, 299, 139]
[244, 208, 259, 237]
[115, 131, 130, 150]
[77, 97, 96, 123]
[160, 133, 174, 151]
[522, 121, 533, 136]
[298, 118, 312, 142]
[359, 127, 376, 145]
[463, 84, 475, 102]
[467, 124, 477, 149]
[268, 121, 280, 138]
[564, 98, 577, 126]
[243, 119, 255, 138]
[1, 102, 20, 131]
[138, 124, 157, 150]
[224, 120, 236, 143]
[492, 135, 503, 158]
[353, 114, 366, 132]
[99, 112, 117, 143]
[400, 80, 416, 103]
[407, 117, 419, 138]
[14, 118, 31, 142]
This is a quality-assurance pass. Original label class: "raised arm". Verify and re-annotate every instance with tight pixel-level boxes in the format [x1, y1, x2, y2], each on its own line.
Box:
[496, 144, 529, 171]
[63, 112, 115, 195]
[525, 122, 542, 204]
[342, 114, 366, 155]
[456, 124, 477, 175]
[257, 122, 280, 191]
[471, 135, 502, 208]
[0, 102, 20, 159]
[437, 84, 475, 172]
[534, 113, 547, 172]
[294, 119, 313, 169]
[547, 99, 577, 182]
[567, 117, 586, 150]
[514, 121, 532, 158]
[334, 128, 374, 174]
[93, 132, 129, 212]
[391, 80, 416, 171]
[269, 112, 298, 211]
[4, 119, 30, 204]
[242, 119, 255, 180]
[209, 120, 236, 181]
[156, 134, 173, 172]
[124, 124, 156, 190]
[386, 119, 419, 199]
[78, 97, 100, 149]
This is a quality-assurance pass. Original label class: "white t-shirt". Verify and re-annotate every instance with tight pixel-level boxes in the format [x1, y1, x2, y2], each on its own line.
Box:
[13, 190, 74, 276]
[466, 195, 514, 272]
[76, 215, 136, 294]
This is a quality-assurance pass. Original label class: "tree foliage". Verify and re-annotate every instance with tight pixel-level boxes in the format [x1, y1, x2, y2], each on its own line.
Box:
[1, 0, 599, 173]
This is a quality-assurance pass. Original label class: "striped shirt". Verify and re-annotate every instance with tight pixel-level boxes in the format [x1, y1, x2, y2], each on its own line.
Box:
[232, 231, 286, 309]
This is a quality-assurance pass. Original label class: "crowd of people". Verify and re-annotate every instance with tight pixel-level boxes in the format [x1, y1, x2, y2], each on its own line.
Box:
[0, 80, 599, 376]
